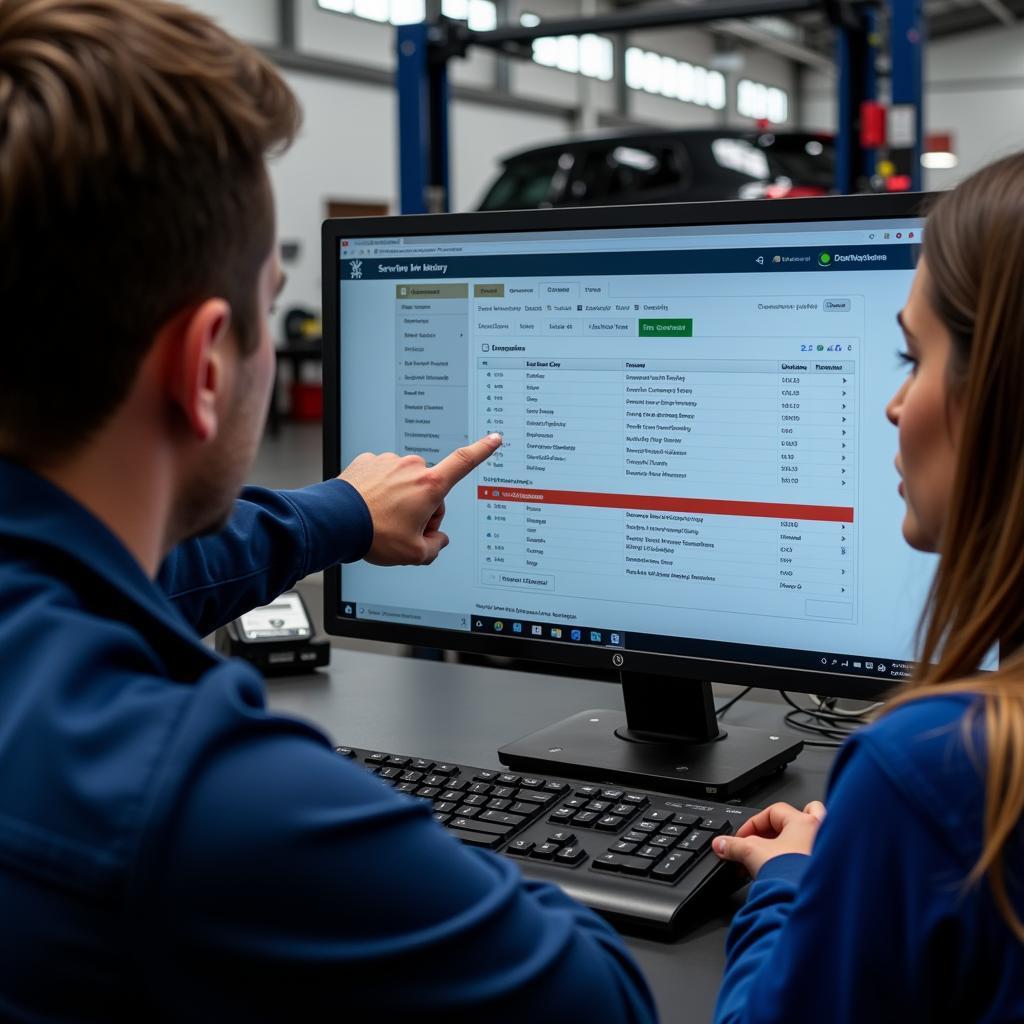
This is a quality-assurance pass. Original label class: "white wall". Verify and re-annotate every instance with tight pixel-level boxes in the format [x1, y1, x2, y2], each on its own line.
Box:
[798, 21, 1024, 191]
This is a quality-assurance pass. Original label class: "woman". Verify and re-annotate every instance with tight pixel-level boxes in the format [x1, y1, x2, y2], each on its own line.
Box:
[712, 153, 1024, 1023]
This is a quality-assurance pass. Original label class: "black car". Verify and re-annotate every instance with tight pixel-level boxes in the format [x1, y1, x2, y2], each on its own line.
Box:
[476, 128, 835, 210]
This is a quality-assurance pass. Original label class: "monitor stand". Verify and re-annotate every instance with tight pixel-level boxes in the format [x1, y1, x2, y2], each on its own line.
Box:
[498, 672, 803, 800]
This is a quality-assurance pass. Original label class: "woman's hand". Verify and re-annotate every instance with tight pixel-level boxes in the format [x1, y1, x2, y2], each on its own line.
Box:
[712, 800, 826, 879]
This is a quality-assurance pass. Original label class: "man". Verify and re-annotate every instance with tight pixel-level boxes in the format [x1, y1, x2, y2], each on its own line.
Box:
[0, 1, 656, 1020]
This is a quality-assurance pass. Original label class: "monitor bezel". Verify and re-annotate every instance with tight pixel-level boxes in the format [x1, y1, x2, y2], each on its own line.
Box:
[322, 192, 931, 701]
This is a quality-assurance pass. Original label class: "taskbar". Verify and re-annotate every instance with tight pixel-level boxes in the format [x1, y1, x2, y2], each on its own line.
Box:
[339, 599, 914, 680]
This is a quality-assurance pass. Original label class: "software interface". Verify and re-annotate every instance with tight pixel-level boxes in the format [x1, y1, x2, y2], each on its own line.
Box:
[336, 216, 935, 682]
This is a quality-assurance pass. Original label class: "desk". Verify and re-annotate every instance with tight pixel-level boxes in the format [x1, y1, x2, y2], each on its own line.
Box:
[267, 650, 836, 1023]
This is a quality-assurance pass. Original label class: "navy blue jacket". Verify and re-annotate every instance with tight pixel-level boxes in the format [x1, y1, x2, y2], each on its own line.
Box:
[0, 458, 654, 1023]
[715, 693, 1024, 1023]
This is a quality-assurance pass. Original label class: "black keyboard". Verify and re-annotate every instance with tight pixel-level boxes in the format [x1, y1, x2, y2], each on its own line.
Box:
[335, 744, 759, 937]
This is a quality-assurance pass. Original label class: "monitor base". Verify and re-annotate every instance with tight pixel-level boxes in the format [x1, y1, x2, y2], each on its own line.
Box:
[498, 709, 803, 800]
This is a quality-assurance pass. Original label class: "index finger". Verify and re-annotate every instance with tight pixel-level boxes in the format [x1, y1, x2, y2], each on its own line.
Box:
[735, 802, 803, 839]
[430, 433, 503, 491]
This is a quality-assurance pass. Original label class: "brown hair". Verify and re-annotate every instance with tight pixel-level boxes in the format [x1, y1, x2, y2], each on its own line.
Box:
[885, 151, 1024, 939]
[0, 0, 300, 462]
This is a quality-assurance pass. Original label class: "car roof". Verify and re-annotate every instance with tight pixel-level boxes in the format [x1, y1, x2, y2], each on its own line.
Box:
[497, 127, 832, 166]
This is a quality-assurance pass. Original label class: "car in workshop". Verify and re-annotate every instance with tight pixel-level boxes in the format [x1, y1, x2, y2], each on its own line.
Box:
[476, 128, 835, 210]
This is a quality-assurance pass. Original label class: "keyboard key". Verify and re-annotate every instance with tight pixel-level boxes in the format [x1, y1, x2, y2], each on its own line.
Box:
[618, 855, 655, 876]
[386, 756, 410, 767]
[611, 840, 637, 854]
[622, 831, 647, 844]
[592, 852, 623, 872]
[601, 789, 624, 801]
[700, 815, 732, 833]
[433, 763, 458, 775]
[586, 800, 610, 813]
[572, 811, 598, 826]
[651, 850, 695, 881]
[432, 812, 451, 825]
[543, 781, 568, 793]
[563, 797, 586, 809]
[646, 810, 672, 822]
[424, 774, 447, 787]
[462, 794, 487, 807]
[474, 770, 498, 782]
[513, 790, 553, 805]
[394, 782, 417, 794]
[469, 782, 492, 795]
[530, 842, 559, 860]
[434, 801, 457, 813]
[446, 827, 501, 848]
[637, 845, 663, 860]
[411, 758, 434, 771]
[634, 821, 659, 833]
[364, 752, 387, 763]
[439, 789, 463, 803]
[610, 803, 635, 817]
[378, 767, 401, 779]
[510, 801, 540, 816]
[576, 786, 600, 797]
[622, 793, 648, 805]
[399, 770, 424, 783]
[650, 835, 675, 848]
[491, 786, 516, 800]
[454, 805, 480, 818]
[548, 831, 576, 846]
[487, 798, 511, 811]
[595, 815, 624, 832]
[480, 809, 526, 827]
[497, 773, 521, 786]
[451, 816, 513, 836]
[673, 813, 700, 827]
[661, 824, 686, 837]
[677, 829, 715, 853]
[417, 786, 440, 799]
[549, 807, 575, 823]
[555, 845, 586, 865]
[520, 777, 544, 789]
[442, 778, 468, 791]
[335, 746, 356, 758]
[506, 839, 533, 856]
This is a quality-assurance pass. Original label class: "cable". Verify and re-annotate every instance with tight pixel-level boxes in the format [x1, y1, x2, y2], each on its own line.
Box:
[778, 691, 880, 749]
[715, 686, 752, 718]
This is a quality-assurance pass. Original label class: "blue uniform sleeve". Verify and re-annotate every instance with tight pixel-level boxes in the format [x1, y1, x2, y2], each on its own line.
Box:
[132, 675, 656, 1022]
[713, 738, 976, 1024]
[156, 479, 372, 635]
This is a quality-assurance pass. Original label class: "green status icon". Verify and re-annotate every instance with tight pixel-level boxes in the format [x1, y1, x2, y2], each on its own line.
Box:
[818, 251, 832, 266]
[816, 344, 825, 351]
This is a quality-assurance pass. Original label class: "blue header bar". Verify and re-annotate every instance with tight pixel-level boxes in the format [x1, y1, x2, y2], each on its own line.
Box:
[339, 244, 919, 281]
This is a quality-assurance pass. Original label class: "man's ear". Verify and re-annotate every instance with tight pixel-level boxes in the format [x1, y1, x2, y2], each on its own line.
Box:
[162, 299, 233, 442]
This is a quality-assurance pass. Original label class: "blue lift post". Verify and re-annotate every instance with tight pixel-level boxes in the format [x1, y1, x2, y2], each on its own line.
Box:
[889, 0, 925, 191]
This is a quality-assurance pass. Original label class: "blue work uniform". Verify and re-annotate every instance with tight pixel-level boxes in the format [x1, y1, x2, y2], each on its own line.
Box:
[0, 458, 655, 1023]
[715, 692, 1024, 1023]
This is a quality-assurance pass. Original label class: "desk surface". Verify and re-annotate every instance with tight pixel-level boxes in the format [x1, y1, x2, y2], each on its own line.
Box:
[267, 649, 836, 1023]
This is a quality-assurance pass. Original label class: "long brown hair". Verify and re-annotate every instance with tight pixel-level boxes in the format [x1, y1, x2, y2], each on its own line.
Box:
[885, 152, 1024, 939]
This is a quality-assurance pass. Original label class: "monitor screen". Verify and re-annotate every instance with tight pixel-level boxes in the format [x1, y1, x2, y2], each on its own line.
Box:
[323, 196, 936, 700]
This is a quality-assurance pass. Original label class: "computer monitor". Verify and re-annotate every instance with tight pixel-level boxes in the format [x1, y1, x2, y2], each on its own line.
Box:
[322, 193, 932, 798]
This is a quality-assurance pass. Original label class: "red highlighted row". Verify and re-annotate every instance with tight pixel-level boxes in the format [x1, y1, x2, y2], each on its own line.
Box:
[477, 486, 853, 523]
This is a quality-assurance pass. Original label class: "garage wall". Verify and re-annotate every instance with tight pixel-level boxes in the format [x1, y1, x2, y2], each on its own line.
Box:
[171, 0, 800, 322]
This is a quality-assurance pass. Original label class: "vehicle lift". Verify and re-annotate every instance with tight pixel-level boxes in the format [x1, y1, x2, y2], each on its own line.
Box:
[396, 0, 924, 214]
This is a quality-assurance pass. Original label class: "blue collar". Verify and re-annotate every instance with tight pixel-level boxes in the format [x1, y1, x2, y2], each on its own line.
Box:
[0, 457, 218, 678]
